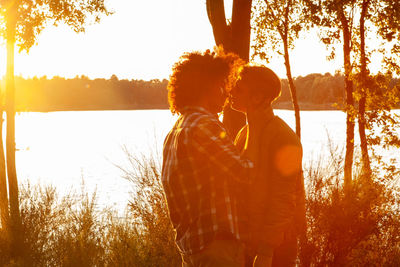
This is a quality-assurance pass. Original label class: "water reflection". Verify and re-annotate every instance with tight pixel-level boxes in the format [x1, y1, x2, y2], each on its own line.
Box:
[11, 109, 399, 214]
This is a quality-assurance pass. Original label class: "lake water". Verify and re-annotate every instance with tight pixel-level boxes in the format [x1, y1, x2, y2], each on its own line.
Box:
[11, 109, 399, 214]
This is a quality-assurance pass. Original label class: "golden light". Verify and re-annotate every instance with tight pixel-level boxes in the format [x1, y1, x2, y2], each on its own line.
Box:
[274, 145, 302, 177]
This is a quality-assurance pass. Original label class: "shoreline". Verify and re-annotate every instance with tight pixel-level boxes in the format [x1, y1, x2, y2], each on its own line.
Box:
[16, 103, 400, 113]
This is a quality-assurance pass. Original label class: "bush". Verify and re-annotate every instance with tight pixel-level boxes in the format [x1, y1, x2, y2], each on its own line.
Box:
[112, 147, 181, 266]
[299, 146, 400, 266]
[113, 148, 182, 266]
[0, 149, 181, 266]
[1, 146, 398, 266]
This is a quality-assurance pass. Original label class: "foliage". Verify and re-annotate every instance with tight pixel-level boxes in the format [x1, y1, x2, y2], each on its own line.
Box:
[4, 74, 398, 111]
[115, 147, 181, 267]
[300, 143, 400, 266]
[0, 183, 107, 266]
[302, 0, 358, 61]
[0, 0, 111, 52]
[251, 0, 304, 138]
[0, 1, 111, 262]
[9, 76, 169, 111]
[370, 1, 400, 76]
[0, 149, 181, 266]
[0, 144, 399, 266]
[358, 73, 400, 149]
[251, 0, 304, 62]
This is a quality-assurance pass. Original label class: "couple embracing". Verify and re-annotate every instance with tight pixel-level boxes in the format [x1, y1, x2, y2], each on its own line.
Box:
[161, 49, 306, 267]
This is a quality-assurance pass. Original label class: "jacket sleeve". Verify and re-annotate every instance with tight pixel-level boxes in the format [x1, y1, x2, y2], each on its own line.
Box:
[256, 133, 303, 254]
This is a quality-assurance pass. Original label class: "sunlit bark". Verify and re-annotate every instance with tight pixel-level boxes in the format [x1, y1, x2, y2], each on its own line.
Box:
[6, 4, 23, 257]
[283, 42, 301, 139]
[0, 112, 9, 230]
[358, 0, 371, 177]
[282, 0, 301, 139]
[341, 14, 355, 190]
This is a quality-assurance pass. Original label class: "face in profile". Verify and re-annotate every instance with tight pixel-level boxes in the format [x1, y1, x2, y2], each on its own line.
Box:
[204, 83, 229, 114]
[229, 79, 249, 113]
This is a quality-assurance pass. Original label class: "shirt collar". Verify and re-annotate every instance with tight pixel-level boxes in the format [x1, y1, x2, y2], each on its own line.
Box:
[181, 106, 218, 118]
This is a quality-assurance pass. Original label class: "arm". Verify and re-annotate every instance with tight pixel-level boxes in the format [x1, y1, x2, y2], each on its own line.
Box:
[190, 117, 253, 183]
[258, 135, 303, 254]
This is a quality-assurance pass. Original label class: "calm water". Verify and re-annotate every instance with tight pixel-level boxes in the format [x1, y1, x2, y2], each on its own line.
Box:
[11, 109, 398, 214]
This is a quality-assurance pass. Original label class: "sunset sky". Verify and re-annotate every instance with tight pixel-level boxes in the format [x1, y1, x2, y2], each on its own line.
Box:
[0, 0, 377, 81]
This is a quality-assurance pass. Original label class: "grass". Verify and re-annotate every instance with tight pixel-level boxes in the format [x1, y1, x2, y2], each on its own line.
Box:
[300, 144, 400, 266]
[0, 146, 399, 266]
[0, 149, 181, 267]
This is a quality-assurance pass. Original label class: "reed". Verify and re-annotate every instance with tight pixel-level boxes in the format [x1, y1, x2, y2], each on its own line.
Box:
[0, 146, 398, 266]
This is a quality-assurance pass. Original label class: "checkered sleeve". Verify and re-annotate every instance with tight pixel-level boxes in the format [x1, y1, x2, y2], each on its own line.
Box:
[190, 116, 253, 183]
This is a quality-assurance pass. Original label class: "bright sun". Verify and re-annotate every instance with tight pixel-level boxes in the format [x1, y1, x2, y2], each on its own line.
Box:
[0, 0, 389, 82]
[0, 46, 5, 78]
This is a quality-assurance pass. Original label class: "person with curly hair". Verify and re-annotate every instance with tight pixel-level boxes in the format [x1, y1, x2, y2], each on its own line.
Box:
[162, 49, 255, 267]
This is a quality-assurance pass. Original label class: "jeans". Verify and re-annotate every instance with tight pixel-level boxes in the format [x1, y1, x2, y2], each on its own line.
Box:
[244, 232, 297, 267]
[181, 239, 245, 267]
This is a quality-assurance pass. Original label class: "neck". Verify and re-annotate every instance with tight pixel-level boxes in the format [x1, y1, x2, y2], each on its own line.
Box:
[246, 104, 273, 125]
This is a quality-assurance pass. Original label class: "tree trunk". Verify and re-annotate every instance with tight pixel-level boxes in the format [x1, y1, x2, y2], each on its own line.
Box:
[283, 37, 301, 139]
[6, 11, 23, 258]
[231, 0, 252, 62]
[206, 0, 252, 137]
[0, 111, 9, 230]
[206, 0, 232, 50]
[342, 25, 355, 190]
[358, 0, 371, 177]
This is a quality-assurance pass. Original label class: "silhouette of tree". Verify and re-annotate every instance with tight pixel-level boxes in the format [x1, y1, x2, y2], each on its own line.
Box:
[303, 0, 358, 190]
[206, 0, 252, 137]
[252, 0, 304, 139]
[303, 0, 400, 188]
[0, 0, 110, 260]
[354, 0, 371, 176]
[353, 0, 400, 177]
[0, 91, 7, 230]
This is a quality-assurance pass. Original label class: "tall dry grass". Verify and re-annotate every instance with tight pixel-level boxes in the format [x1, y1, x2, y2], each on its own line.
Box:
[0, 145, 398, 266]
[0, 148, 180, 267]
[300, 143, 400, 266]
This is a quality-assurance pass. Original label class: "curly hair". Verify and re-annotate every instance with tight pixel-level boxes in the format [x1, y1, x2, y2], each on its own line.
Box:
[167, 49, 242, 114]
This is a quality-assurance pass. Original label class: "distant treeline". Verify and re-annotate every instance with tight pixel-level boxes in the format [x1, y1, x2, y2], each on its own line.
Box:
[277, 72, 400, 110]
[3, 73, 398, 112]
[12, 75, 169, 112]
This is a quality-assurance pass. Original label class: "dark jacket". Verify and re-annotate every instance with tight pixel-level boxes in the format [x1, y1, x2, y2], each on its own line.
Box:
[235, 110, 306, 256]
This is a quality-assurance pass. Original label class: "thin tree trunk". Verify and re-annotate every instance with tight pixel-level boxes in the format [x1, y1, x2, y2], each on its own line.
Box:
[358, 0, 371, 177]
[283, 40, 301, 139]
[6, 12, 23, 258]
[342, 25, 355, 190]
[0, 111, 9, 230]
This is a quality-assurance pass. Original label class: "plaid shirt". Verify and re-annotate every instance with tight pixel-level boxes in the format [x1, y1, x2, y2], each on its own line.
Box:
[161, 106, 253, 255]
